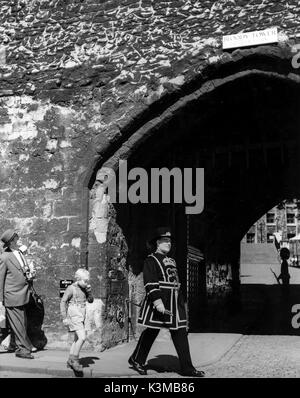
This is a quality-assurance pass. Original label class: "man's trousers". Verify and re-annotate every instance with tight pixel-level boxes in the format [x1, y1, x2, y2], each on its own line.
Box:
[5, 305, 32, 354]
[131, 327, 195, 373]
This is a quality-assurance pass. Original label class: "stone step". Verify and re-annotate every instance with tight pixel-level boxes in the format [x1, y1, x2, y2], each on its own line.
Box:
[241, 243, 279, 264]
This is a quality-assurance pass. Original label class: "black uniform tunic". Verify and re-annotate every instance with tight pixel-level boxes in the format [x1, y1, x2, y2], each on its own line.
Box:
[138, 252, 187, 330]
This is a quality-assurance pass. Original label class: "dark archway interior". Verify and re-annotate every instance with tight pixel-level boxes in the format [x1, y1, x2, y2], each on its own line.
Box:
[114, 71, 300, 334]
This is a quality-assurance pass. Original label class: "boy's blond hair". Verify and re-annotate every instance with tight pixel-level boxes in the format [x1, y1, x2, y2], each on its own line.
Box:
[75, 268, 90, 281]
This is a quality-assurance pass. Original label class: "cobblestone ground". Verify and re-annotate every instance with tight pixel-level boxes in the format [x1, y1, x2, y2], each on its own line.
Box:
[204, 335, 300, 378]
[124, 335, 300, 378]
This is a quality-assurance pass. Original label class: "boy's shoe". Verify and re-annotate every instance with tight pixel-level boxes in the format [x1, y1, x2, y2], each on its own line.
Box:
[67, 355, 75, 368]
[67, 358, 74, 369]
[128, 355, 147, 375]
[67, 358, 83, 372]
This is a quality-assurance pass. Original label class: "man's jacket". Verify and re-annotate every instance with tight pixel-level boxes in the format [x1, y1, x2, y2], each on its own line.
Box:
[0, 250, 30, 307]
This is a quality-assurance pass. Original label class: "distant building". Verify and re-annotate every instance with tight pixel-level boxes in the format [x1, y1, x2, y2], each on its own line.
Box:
[242, 199, 300, 245]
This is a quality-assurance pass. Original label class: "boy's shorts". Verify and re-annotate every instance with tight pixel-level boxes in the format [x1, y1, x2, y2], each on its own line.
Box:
[67, 304, 86, 332]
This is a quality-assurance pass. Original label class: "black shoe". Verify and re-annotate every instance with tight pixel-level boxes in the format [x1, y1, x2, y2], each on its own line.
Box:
[181, 369, 205, 377]
[15, 352, 34, 359]
[128, 355, 147, 375]
[6, 347, 16, 353]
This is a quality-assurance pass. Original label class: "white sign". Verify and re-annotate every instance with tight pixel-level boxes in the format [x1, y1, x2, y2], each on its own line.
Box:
[222, 27, 278, 50]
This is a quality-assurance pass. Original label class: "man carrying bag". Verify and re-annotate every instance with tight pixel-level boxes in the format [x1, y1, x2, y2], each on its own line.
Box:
[0, 229, 35, 359]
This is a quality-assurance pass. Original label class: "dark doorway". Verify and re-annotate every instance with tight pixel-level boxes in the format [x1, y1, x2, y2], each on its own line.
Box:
[95, 58, 300, 335]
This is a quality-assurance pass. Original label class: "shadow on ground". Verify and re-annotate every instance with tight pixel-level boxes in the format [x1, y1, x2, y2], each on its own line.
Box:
[147, 355, 180, 373]
[80, 356, 100, 367]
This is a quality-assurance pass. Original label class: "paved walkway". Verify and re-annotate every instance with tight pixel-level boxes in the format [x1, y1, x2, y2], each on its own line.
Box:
[3, 334, 300, 378]
[204, 335, 300, 378]
[0, 332, 242, 378]
[4, 260, 297, 378]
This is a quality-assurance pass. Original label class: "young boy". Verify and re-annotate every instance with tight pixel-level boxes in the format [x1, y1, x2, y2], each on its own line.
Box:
[60, 268, 94, 372]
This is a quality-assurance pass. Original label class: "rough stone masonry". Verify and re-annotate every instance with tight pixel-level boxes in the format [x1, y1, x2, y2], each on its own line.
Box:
[0, 0, 299, 350]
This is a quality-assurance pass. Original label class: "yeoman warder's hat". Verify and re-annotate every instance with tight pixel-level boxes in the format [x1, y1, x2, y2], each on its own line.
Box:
[148, 227, 172, 246]
[1, 229, 18, 247]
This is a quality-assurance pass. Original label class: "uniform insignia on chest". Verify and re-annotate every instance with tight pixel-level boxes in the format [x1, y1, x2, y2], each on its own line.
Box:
[163, 257, 176, 267]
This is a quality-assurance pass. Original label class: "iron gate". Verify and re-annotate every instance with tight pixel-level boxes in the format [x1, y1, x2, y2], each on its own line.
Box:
[187, 245, 206, 331]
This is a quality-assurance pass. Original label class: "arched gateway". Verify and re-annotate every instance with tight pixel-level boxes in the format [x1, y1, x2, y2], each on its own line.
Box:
[84, 46, 300, 348]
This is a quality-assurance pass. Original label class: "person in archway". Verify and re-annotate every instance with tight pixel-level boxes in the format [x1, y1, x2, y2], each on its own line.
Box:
[277, 247, 291, 331]
[278, 247, 291, 296]
[128, 227, 205, 377]
[278, 248, 291, 285]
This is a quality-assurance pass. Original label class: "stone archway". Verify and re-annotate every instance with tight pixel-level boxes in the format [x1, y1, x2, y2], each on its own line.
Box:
[85, 46, 300, 347]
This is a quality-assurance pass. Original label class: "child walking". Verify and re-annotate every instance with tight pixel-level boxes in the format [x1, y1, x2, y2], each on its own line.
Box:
[60, 268, 94, 372]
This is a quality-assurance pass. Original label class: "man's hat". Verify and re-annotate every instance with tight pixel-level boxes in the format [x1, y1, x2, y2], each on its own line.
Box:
[1, 229, 18, 247]
[148, 227, 172, 246]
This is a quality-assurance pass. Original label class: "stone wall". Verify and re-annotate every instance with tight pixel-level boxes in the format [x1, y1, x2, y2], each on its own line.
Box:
[0, 0, 299, 348]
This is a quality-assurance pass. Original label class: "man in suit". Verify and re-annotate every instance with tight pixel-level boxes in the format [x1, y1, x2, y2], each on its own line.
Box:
[0, 229, 34, 359]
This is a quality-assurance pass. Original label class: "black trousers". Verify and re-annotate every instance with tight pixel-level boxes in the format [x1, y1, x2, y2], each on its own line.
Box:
[131, 327, 194, 373]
